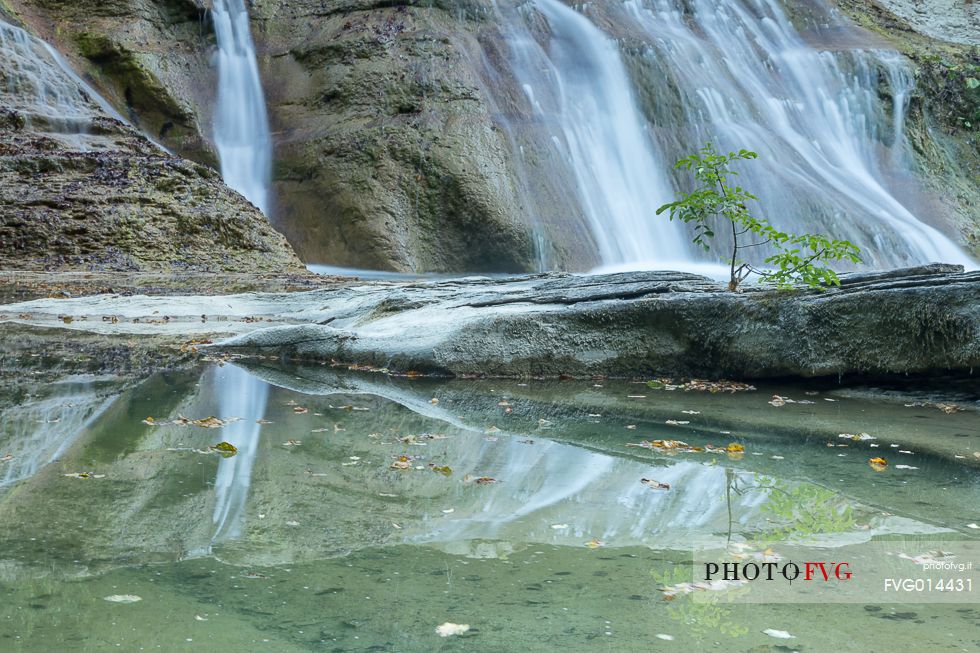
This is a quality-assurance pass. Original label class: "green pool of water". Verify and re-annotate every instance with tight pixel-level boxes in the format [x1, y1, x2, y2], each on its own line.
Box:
[0, 362, 977, 651]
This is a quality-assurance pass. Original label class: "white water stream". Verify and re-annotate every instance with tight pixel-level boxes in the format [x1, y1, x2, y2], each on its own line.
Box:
[496, 0, 975, 270]
[209, 0, 274, 542]
[502, 0, 684, 264]
[211, 0, 273, 215]
[0, 20, 128, 135]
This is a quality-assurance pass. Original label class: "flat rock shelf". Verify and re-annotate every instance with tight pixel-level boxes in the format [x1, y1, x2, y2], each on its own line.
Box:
[2, 264, 977, 381]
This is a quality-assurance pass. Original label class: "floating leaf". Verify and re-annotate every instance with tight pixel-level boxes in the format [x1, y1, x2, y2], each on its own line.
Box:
[726, 443, 745, 453]
[869, 457, 887, 472]
[293, 406, 309, 414]
[429, 464, 453, 476]
[839, 433, 875, 441]
[627, 439, 703, 453]
[211, 442, 238, 457]
[584, 538, 605, 549]
[400, 433, 448, 444]
[474, 476, 497, 485]
[391, 456, 413, 470]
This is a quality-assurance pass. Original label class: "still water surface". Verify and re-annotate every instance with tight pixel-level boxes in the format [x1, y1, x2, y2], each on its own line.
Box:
[1, 362, 977, 651]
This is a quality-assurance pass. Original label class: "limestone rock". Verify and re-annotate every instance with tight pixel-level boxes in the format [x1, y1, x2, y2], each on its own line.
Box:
[0, 17, 304, 273]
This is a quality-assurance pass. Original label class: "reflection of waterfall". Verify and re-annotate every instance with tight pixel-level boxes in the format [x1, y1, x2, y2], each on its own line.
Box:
[491, 0, 974, 269]
[212, 0, 273, 215]
[0, 381, 118, 488]
[211, 365, 268, 542]
[410, 448, 768, 550]
[233, 364, 775, 550]
[500, 0, 687, 265]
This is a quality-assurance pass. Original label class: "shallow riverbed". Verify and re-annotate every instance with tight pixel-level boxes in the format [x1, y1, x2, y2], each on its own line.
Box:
[0, 361, 978, 651]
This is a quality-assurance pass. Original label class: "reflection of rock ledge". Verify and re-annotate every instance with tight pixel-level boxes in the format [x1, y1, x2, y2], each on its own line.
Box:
[222, 265, 979, 381]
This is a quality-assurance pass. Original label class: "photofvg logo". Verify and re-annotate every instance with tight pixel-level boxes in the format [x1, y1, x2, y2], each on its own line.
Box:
[689, 539, 979, 604]
[704, 560, 852, 583]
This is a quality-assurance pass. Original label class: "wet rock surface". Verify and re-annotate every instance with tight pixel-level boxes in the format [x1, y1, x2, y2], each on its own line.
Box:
[218, 264, 979, 380]
[3, 264, 976, 381]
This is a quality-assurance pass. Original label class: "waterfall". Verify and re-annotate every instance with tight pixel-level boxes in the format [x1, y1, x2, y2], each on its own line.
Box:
[499, 0, 688, 265]
[493, 0, 974, 270]
[620, 0, 973, 269]
[212, 0, 273, 215]
[0, 20, 126, 134]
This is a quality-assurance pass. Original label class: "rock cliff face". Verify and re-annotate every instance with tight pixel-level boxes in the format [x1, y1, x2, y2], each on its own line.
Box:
[4, 0, 555, 272]
[250, 0, 547, 271]
[2, 0, 978, 271]
[0, 16, 304, 273]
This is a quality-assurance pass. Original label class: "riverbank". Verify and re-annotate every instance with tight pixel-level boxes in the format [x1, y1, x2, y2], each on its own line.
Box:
[1, 264, 976, 383]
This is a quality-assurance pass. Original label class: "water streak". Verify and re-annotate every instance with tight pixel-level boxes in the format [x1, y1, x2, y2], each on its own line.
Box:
[0, 20, 121, 133]
[620, 0, 972, 268]
[212, 0, 273, 215]
[491, 0, 974, 269]
[500, 0, 687, 264]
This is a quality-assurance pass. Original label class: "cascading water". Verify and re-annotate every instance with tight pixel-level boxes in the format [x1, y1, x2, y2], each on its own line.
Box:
[0, 19, 127, 135]
[493, 0, 974, 270]
[497, 0, 687, 265]
[209, 0, 273, 543]
[212, 0, 273, 215]
[620, 0, 973, 269]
